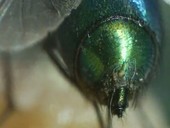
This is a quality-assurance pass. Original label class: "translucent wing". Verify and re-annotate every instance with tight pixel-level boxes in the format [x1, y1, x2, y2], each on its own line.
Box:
[0, 0, 81, 52]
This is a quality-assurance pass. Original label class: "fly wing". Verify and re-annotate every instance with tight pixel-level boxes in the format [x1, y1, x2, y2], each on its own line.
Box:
[0, 0, 81, 52]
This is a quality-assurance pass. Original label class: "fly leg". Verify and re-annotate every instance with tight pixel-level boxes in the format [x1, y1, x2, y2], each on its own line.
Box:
[93, 100, 114, 128]
[0, 52, 15, 125]
[43, 34, 75, 83]
[93, 101, 105, 128]
[107, 91, 114, 128]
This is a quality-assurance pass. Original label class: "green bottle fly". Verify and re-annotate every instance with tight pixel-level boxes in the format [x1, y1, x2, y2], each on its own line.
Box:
[45, 0, 162, 118]
[75, 17, 159, 117]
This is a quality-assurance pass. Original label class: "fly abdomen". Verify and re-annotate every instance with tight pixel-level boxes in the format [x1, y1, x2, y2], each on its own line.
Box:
[75, 17, 160, 116]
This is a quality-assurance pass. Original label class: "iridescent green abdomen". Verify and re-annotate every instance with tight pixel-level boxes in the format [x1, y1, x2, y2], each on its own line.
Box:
[76, 17, 157, 86]
[75, 17, 160, 116]
[53, 0, 162, 117]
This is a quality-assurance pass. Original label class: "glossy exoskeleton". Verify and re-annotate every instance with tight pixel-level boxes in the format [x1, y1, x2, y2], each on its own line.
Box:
[44, 0, 162, 127]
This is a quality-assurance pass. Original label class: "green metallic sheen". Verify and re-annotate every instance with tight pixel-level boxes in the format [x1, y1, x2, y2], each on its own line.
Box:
[56, 0, 161, 75]
[53, 0, 161, 118]
[118, 87, 126, 106]
[76, 18, 156, 90]
[112, 86, 129, 117]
